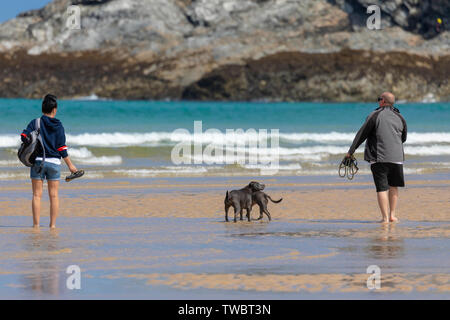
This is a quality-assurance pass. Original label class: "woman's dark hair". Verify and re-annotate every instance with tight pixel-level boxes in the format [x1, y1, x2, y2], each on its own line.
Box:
[42, 94, 58, 114]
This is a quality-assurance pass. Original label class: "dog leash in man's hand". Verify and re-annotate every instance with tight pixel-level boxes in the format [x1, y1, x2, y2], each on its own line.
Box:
[339, 155, 359, 180]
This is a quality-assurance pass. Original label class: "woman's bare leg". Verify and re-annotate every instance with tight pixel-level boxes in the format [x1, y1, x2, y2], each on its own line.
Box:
[389, 186, 399, 222]
[48, 180, 59, 228]
[31, 179, 43, 228]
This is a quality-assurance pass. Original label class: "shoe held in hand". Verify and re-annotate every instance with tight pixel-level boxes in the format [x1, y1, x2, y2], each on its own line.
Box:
[65, 170, 85, 182]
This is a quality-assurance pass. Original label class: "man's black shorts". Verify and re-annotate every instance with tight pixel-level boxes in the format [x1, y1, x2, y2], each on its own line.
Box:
[370, 162, 405, 192]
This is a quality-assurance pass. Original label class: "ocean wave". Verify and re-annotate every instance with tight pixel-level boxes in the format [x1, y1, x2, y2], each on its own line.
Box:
[0, 164, 438, 180]
[112, 166, 208, 177]
[1, 131, 449, 148]
[183, 144, 450, 163]
[405, 133, 450, 144]
[404, 145, 450, 156]
[0, 159, 20, 167]
[66, 132, 178, 147]
[0, 135, 20, 148]
[65, 131, 271, 147]
[279, 132, 355, 143]
[68, 147, 122, 165]
[64, 131, 450, 146]
[185, 146, 346, 163]
[243, 163, 302, 170]
[0, 172, 29, 180]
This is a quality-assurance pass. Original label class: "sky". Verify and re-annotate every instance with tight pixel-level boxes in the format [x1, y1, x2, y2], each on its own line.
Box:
[0, 1, 52, 23]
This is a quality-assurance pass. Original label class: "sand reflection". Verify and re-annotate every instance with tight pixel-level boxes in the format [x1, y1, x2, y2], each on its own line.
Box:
[20, 229, 62, 296]
[366, 223, 404, 260]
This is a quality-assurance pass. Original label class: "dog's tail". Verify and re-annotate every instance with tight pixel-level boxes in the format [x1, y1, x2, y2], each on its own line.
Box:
[266, 195, 283, 203]
[225, 190, 230, 203]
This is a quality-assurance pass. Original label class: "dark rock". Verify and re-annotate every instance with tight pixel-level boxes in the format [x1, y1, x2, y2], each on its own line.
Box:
[0, 0, 448, 101]
[17, 9, 44, 18]
[330, 0, 450, 38]
[183, 50, 450, 102]
[72, 0, 111, 5]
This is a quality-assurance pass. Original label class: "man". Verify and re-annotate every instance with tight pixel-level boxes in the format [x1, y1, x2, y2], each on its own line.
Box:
[21, 94, 78, 229]
[346, 92, 407, 223]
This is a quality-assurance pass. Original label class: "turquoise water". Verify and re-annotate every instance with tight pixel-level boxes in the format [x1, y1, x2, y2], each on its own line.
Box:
[0, 99, 449, 133]
[0, 99, 449, 179]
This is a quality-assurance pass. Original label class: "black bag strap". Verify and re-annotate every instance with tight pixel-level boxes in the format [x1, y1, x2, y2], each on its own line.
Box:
[35, 117, 46, 173]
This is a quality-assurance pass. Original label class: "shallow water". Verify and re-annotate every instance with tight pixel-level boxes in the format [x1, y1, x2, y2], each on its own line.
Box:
[0, 215, 448, 299]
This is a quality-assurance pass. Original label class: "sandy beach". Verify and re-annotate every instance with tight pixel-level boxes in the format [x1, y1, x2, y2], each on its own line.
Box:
[0, 174, 449, 299]
[1, 175, 449, 221]
[0, 0, 449, 303]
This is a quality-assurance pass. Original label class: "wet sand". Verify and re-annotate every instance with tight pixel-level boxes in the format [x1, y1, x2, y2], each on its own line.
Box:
[0, 175, 449, 299]
[1, 176, 449, 221]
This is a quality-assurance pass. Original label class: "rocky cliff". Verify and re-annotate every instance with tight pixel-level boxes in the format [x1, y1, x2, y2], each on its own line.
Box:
[0, 0, 448, 101]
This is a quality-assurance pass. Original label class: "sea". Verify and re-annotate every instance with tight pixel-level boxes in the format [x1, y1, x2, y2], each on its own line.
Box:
[0, 99, 449, 180]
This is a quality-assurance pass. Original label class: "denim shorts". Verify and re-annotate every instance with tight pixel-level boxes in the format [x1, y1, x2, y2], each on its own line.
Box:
[30, 161, 61, 181]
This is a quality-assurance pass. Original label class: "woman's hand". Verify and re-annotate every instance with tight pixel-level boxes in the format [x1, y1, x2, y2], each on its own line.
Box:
[63, 156, 78, 173]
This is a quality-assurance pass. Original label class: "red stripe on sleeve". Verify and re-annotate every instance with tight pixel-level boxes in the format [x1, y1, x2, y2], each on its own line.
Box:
[57, 146, 68, 151]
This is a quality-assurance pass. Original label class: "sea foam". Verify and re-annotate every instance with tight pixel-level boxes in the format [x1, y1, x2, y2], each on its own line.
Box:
[1, 131, 449, 148]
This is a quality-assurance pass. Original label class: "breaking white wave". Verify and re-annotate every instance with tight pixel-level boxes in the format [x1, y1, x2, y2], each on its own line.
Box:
[1, 131, 449, 148]
[65, 132, 178, 147]
[0, 159, 20, 167]
[404, 145, 450, 156]
[183, 144, 450, 163]
[278, 132, 450, 145]
[63, 131, 450, 147]
[243, 163, 302, 171]
[0, 171, 104, 180]
[182, 143, 450, 165]
[0, 172, 29, 180]
[113, 166, 209, 177]
[0, 135, 20, 148]
[405, 133, 450, 144]
[279, 132, 355, 143]
[68, 147, 122, 165]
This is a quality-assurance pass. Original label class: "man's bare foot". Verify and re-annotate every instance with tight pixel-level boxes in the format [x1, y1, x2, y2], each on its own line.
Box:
[378, 219, 389, 223]
[390, 216, 399, 223]
[49, 225, 56, 229]
[33, 224, 40, 229]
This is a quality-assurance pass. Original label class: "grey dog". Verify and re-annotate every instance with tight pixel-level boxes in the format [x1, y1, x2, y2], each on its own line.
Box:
[224, 181, 265, 222]
[251, 191, 283, 221]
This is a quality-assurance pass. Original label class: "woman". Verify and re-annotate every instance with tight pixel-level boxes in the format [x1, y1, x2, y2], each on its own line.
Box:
[21, 94, 78, 228]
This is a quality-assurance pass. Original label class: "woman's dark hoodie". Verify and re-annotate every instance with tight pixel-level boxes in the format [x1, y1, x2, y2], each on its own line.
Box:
[21, 115, 68, 159]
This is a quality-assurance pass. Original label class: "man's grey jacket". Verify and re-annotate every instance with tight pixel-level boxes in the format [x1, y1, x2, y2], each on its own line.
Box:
[348, 106, 407, 163]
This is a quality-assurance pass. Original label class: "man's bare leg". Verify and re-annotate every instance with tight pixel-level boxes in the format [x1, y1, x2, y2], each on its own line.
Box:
[32, 179, 43, 228]
[376, 191, 389, 223]
[389, 186, 399, 222]
[48, 180, 59, 229]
